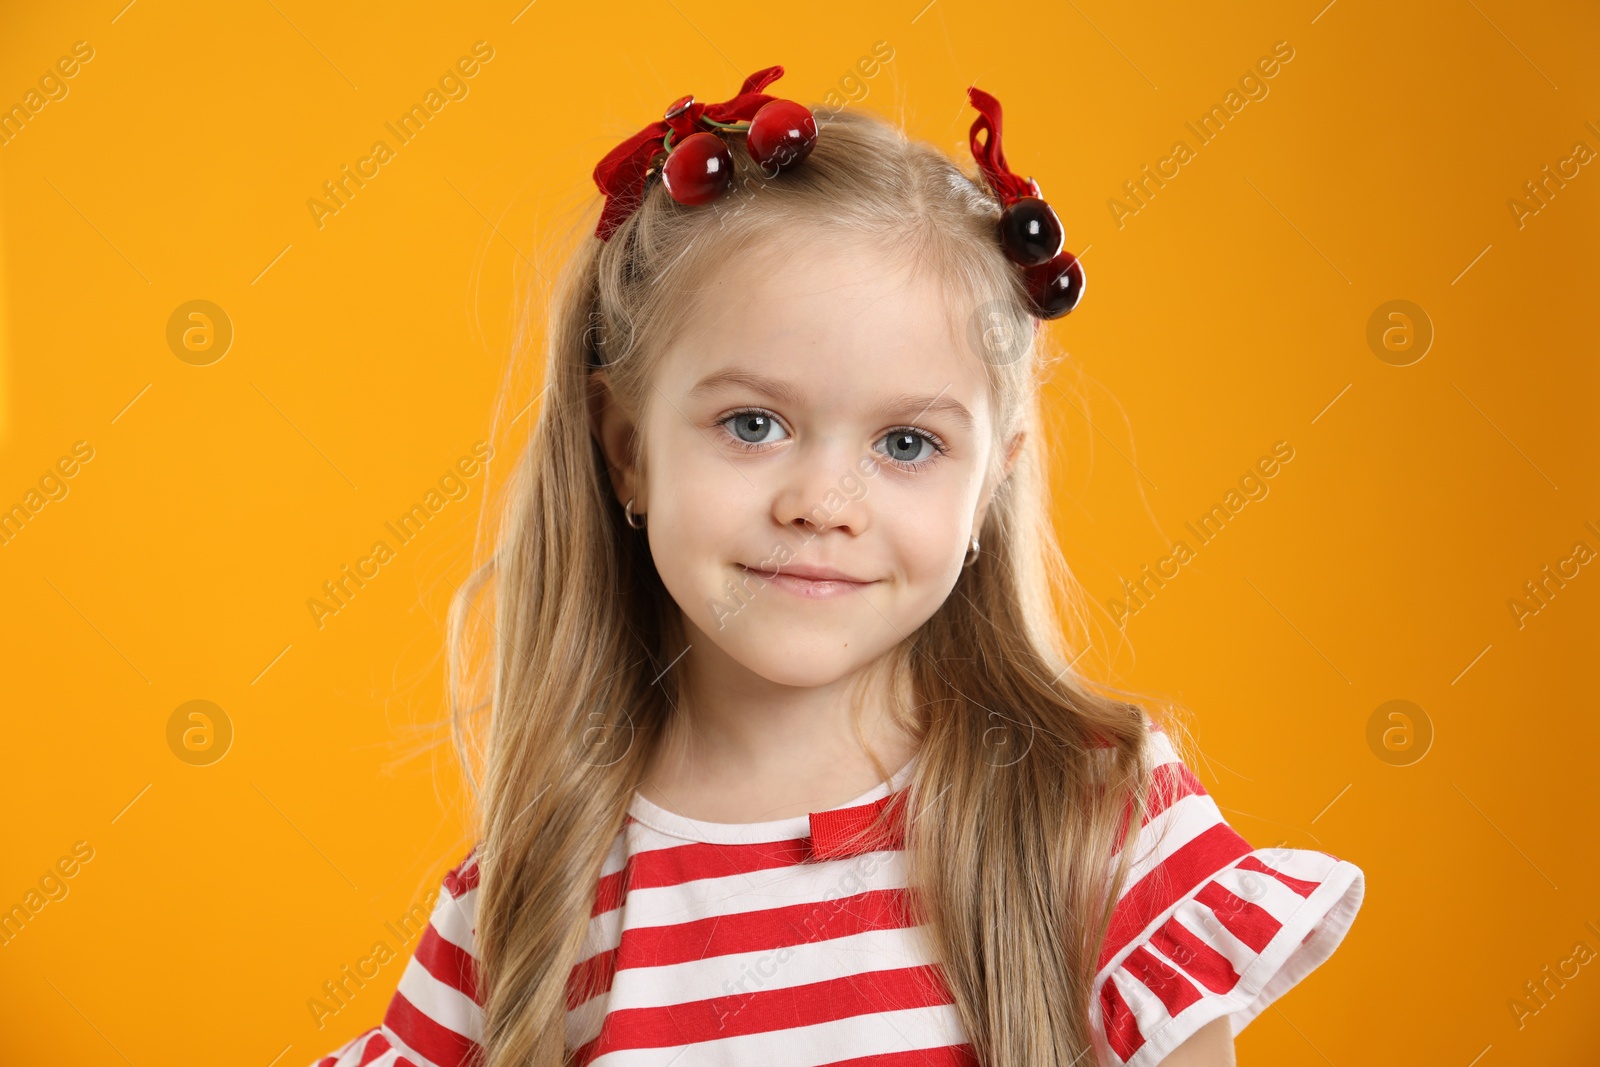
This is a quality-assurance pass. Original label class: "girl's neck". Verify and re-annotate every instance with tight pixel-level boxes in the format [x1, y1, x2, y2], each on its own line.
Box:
[638, 665, 920, 825]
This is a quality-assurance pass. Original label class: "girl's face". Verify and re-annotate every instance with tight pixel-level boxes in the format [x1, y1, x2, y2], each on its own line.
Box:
[598, 232, 1021, 690]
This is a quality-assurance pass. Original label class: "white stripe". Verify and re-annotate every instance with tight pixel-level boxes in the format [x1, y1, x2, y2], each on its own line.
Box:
[566, 982, 611, 1054]
[626, 823, 794, 855]
[594, 848, 909, 931]
[429, 886, 479, 956]
[577, 903, 624, 962]
[1145, 728, 1182, 769]
[599, 830, 630, 877]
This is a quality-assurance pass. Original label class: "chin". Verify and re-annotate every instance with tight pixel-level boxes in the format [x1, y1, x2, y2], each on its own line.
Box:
[708, 618, 898, 688]
[733, 649, 869, 689]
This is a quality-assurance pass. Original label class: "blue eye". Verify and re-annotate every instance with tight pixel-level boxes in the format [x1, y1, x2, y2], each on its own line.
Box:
[880, 429, 937, 466]
[721, 409, 789, 446]
[716, 408, 948, 471]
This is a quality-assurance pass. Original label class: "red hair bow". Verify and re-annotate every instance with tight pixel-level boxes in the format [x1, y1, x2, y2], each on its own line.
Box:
[591, 65, 788, 241]
[966, 85, 1040, 205]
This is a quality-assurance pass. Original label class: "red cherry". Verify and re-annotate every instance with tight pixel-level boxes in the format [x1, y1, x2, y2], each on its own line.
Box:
[1024, 249, 1085, 319]
[662, 131, 733, 205]
[746, 99, 817, 173]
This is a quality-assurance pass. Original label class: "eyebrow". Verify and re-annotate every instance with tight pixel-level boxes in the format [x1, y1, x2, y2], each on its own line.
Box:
[686, 369, 976, 432]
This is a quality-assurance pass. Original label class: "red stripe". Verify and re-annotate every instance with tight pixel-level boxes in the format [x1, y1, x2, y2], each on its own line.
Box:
[1237, 854, 1318, 898]
[605, 886, 913, 970]
[1194, 880, 1281, 954]
[594, 861, 629, 917]
[383, 988, 483, 1067]
[1122, 944, 1203, 1018]
[567, 946, 617, 1011]
[572, 963, 955, 1062]
[1098, 973, 1146, 1063]
[1147, 915, 1241, 995]
[818, 1045, 983, 1066]
[1099, 821, 1254, 971]
[623, 835, 816, 893]
[413, 922, 480, 1006]
[444, 855, 479, 898]
[354, 1030, 392, 1066]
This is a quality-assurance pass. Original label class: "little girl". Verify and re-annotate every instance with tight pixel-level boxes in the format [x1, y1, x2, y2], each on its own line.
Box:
[312, 66, 1363, 1067]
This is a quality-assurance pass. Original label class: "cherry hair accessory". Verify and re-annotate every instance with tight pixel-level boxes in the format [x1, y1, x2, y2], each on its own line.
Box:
[966, 86, 1086, 319]
[587, 68, 1083, 320]
[591, 65, 817, 242]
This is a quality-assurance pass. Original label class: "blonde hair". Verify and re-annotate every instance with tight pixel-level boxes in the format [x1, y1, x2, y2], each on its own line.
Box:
[445, 102, 1194, 1066]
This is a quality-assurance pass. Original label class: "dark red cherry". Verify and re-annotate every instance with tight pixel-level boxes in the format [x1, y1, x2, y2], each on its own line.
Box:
[1000, 196, 1064, 267]
[1024, 249, 1085, 319]
[746, 99, 817, 173]
[662, 131, 733, 205]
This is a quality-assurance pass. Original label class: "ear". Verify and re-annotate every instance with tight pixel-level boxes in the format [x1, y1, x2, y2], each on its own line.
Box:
[587, 369, 644, 510]
[973, 430, 1025, 534]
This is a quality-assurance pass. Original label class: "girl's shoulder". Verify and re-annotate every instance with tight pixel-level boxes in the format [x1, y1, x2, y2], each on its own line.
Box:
[1091, 724, 1366, 1067]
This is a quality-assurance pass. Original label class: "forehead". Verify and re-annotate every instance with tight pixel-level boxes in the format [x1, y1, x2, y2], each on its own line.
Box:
[656, 231, 993, 421]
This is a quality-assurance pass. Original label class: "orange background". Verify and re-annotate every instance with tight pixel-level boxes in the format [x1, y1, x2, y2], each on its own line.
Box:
[1, 0, 1596, 1063]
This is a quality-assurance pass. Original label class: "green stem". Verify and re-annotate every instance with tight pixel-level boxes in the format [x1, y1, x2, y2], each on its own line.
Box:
[664, 118, 749, 154]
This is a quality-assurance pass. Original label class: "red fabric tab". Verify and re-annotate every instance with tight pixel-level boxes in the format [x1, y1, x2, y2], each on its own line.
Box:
[807, 792, 905, 861]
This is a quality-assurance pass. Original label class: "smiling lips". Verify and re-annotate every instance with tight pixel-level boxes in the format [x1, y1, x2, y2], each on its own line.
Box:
[738, 563, 877, 599]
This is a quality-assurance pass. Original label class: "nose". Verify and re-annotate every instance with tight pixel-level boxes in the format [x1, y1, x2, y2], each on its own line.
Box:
[771, 436, 871, 539]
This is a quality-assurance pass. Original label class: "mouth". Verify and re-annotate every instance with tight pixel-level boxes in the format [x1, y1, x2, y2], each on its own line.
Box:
[737, 563, 878, 599]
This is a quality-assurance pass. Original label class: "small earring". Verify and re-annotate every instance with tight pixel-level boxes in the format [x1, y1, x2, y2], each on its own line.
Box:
[963, 535, 980, 567]
[624, 495, 647, 529]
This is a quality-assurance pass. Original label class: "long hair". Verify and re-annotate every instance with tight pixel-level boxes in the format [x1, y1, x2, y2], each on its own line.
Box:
[445, 101, 1196, 1066]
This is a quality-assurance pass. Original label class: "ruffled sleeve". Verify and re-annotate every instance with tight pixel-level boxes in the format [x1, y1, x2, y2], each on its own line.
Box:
[309, 848, 485, 1067]
[1091, 729, 1365, 1067]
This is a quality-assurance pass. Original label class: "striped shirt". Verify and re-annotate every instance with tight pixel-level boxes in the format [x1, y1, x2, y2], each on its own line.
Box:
[311, 724, 1364, 1067]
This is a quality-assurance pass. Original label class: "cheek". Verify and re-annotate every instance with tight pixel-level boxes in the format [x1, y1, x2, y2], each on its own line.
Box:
[643, 426, 754, 561]
[884, 503, 960, 577]
[871, 472, 980, 586]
